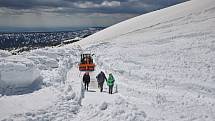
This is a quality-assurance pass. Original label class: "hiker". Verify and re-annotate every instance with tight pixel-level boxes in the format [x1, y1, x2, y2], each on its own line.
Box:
[83, 72, 90, 91]
[96, 71, 107, 92]
[107, 73, 115, 94]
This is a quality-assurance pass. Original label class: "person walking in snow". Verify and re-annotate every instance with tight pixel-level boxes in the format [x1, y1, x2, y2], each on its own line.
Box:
[96, 71, 107, 92]
[83, 72, 90, 91]
[107, 73, 115, 94]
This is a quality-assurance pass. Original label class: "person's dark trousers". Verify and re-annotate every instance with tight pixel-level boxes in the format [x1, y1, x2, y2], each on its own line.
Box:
[109, 85, 113, 94]
[84, 82, 87, 90]
[99, 83, 103, 92]
[85, 82, 89, 91]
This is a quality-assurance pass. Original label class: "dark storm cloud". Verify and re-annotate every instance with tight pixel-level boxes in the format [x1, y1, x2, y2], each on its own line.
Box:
[0, 0, 66, 9]
[0, 0, 188, 14]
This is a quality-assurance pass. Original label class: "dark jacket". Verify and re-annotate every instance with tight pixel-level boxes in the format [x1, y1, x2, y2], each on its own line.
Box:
[96, 71, 107, 84]
[83, 73, 90, 83]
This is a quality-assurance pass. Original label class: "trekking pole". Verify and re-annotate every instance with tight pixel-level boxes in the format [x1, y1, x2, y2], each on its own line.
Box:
[115, 84, 118, 93]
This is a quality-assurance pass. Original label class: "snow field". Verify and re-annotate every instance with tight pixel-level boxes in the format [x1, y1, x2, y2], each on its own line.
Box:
[72, 0, 215, 120]
[1, 0, 215, 120]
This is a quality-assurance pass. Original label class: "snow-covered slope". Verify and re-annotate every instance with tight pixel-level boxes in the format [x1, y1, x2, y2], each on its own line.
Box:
[78, 0, 215, 47]
[1, 0, 215, 120]
[72, 0, 215, 120]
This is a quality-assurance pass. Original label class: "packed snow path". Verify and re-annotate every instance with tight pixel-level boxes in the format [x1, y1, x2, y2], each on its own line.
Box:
[68, 66, 146, 121]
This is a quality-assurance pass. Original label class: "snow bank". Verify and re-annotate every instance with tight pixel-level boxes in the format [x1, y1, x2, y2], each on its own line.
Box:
[0, 87, 59, 119]
[0, 46, 83, 120]
[0, 50, 11, 57]
[0, 56, 41, 95]
[24, 47, 79, 85]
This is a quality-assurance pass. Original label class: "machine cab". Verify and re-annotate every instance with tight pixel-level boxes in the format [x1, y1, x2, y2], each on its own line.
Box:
[79, 54, 95, 71]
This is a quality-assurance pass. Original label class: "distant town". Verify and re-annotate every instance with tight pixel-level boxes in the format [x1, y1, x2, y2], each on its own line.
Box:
[0, 27, 104, 54]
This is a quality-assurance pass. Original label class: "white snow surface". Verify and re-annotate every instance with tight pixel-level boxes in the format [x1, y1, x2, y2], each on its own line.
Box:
[1, 0, 215, 120]
[0, 56, 41, 95]
[0, 50, 11, 57]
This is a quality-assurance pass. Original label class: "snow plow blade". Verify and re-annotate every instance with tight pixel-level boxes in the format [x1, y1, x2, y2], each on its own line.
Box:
[79, 63, 95, 71]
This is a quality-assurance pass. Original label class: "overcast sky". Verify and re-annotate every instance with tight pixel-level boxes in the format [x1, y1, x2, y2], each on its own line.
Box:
[0, 0, 188, 30]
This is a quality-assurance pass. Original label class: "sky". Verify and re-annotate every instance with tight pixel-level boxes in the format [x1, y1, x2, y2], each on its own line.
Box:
[0, 0, 188, 31]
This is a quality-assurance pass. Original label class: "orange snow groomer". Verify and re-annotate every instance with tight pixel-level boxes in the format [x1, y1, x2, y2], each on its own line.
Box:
[79, 54, 95, 71]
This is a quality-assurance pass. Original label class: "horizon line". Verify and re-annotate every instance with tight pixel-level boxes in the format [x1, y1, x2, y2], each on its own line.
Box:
[0, 26, 107, 33]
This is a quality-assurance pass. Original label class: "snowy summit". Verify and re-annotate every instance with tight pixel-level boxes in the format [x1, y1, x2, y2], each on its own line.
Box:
[0, 0, 215, 120]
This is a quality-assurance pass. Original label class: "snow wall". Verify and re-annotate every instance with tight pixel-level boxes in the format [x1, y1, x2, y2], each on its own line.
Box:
[0, 56, 41, 96]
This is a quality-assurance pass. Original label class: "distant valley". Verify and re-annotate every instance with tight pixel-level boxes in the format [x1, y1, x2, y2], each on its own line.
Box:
[0, 27, 104, 54]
